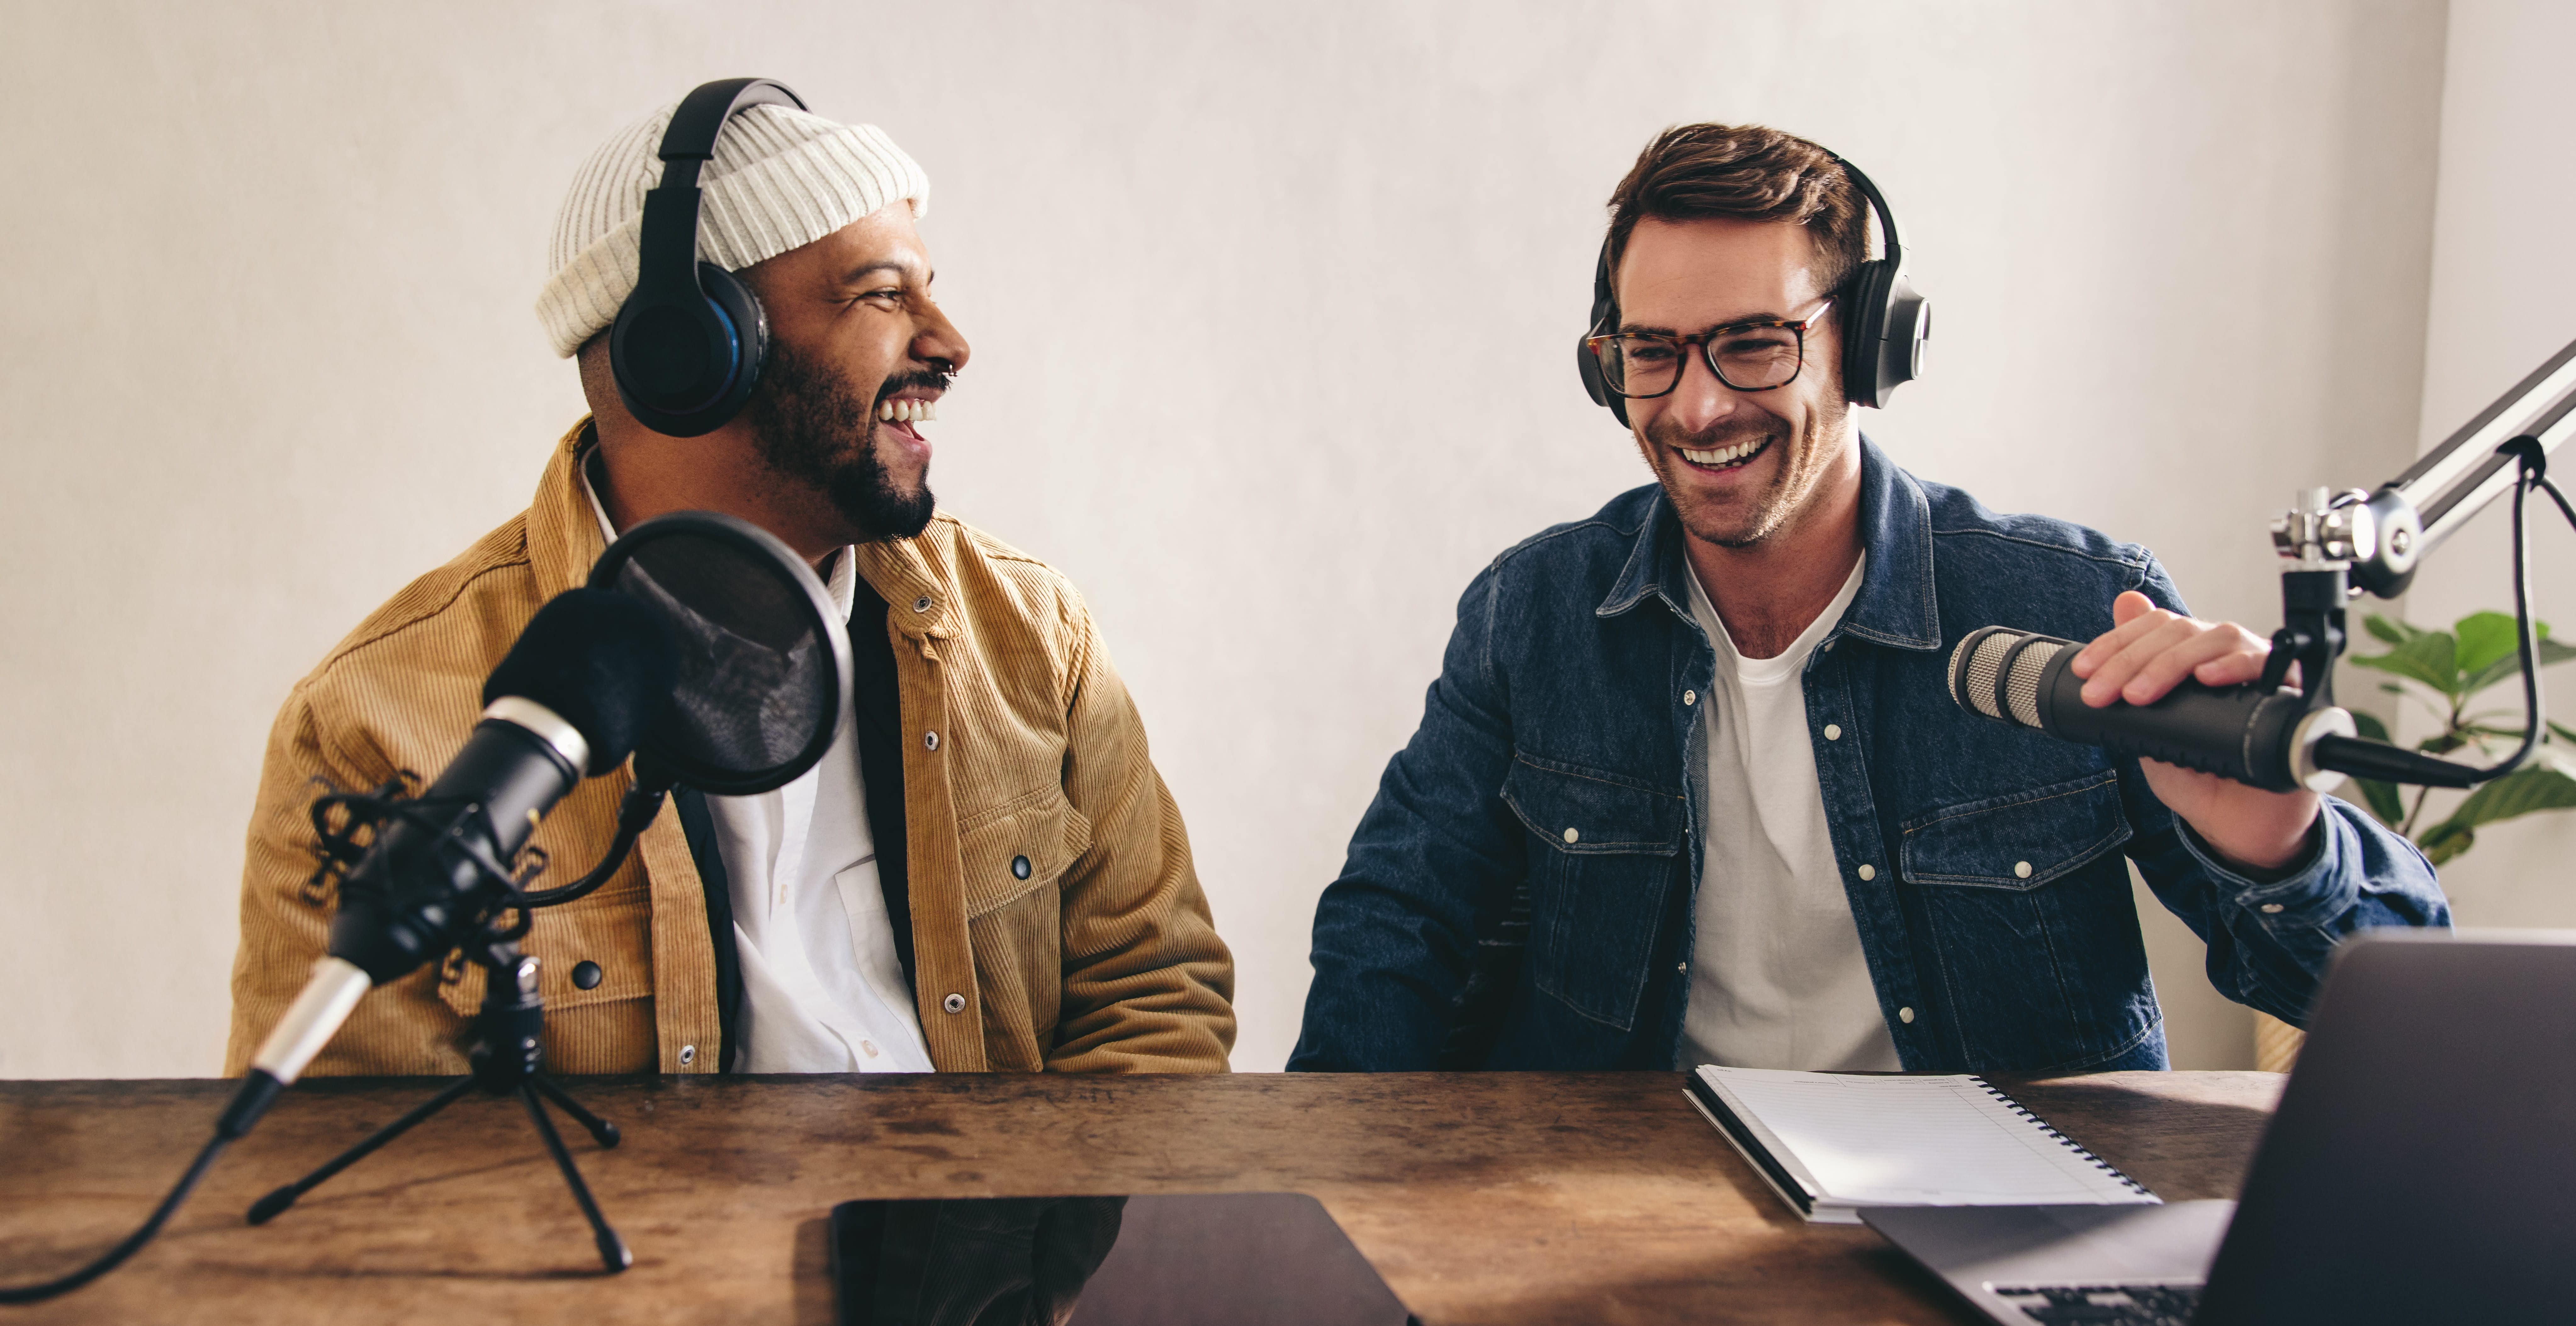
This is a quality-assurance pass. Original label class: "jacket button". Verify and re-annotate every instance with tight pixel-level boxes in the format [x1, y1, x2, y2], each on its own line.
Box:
[1898, 1006, 1915, 1024]
[1011, 854, 1032, 880]
[913, 596, 933, 612]
[1823, 724, 1842, 740]
[924, 731, 940, 751]
[942, 992, 967, 1014]
[2260, 902, 2285, 914]
[2014, 861, 2033, 879]
[678, 1044, 697, 1067]
[571, 960, 603, 990]
[1857, 863, 1877, 881]
[1562, 827, 1580, 844]
[1683, 689, 1697, 706]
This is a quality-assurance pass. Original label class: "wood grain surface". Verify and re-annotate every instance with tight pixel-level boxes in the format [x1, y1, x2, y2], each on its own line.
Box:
[0, 1070, 2283, 1325]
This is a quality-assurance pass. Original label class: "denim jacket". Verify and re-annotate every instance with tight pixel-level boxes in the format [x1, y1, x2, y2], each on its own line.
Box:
[1291, 440, 2446, 1074]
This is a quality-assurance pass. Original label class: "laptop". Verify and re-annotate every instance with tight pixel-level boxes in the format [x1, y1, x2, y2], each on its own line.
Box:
[1863, 930, 2576, 1324]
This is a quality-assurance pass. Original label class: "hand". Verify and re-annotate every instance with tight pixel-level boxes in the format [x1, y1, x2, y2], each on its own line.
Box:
[2068, 591, 2321, 873]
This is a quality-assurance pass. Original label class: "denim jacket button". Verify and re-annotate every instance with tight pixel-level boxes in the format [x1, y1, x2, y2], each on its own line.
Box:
[2260, 902, 2285, 914]
[1898, 1006, 1915, 1024]
[1824, 724, 1842, 741]
[1857, 863, 1877, 881]
[2015, 860, 2033, 879]
[1562, 827, 1580, 844]
[1683, 689, 1697, 706]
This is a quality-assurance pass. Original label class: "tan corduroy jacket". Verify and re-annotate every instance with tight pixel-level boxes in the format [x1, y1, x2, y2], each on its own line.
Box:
[226, 422, 1234, 1077]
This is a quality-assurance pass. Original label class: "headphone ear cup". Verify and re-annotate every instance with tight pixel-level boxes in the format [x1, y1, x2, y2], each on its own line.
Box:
[1836, 259, 1895, 407]
[609, 263, 770, 438]
[1577, 242, 1629, 427]
[1576, 340, 1630, 425]
[694, 264, 769, 426]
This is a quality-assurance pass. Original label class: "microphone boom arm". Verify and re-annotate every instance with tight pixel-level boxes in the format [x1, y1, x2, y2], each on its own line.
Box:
[2263, 334, 2576, 790]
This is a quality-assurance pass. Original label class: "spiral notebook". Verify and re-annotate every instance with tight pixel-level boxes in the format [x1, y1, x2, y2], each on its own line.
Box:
[1685, 1066, 2158, 1225]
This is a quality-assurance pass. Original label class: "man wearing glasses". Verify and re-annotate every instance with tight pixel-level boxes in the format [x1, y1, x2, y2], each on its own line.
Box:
[1290, 124, 2443, 1075]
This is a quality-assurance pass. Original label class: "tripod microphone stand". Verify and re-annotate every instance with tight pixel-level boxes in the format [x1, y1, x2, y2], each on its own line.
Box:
[243, 939, 633, 1274]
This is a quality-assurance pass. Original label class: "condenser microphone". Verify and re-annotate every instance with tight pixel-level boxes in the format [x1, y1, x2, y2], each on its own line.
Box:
[238, 589, 680, 1108]
[1946, 626, 2354, 795]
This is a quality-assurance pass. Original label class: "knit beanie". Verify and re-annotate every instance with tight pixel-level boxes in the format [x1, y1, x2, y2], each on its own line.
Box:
[536, 101, 931, 358]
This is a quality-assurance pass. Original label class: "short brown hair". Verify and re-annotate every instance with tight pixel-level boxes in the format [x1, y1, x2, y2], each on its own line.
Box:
[1604, 124, 1868, 298]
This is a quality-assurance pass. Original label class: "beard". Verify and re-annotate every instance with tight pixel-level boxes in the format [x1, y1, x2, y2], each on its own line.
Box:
[1641, 392, 1848, 548]
[742, 342, 938, 541]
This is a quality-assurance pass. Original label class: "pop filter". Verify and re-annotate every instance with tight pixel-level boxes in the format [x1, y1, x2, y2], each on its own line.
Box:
[519, 510, 852, 910]
[589, 510, 854, 796]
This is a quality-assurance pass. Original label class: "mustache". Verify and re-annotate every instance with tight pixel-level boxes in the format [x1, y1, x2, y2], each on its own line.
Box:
[875, 368, 955, 404]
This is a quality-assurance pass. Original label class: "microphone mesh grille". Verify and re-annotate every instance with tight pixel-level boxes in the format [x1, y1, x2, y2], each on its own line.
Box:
[1953, 629, 2064, 729]
[1957, 632, 2018, 720]
[2003, 638, 2062, 729]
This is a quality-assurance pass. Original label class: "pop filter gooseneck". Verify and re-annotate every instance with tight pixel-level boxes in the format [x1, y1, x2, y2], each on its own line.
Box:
[520, 510, 853, 908]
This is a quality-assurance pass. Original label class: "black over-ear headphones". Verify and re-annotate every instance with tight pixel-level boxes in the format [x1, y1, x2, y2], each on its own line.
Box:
[610, 77, 808, 438]
[1575, 155, 1929, 424]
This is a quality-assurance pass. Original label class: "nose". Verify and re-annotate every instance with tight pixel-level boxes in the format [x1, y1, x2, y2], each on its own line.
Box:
[914, 301, 970, 377]
[1653, 344, 1743, 435]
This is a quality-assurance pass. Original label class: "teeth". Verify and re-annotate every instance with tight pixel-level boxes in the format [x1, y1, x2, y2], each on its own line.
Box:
[876, 399, 942, 424]
[877, 400, 896, 422]
[1680, 439, 1765, 467]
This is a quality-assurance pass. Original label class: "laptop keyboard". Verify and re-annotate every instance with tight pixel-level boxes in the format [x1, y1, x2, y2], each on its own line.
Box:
[1990, 1284, 2202, 1325]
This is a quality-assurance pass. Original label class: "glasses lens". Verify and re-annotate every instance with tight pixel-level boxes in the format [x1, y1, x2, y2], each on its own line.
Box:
[1712, 326, 1803, 390]
[1599, 335, 1682, 397]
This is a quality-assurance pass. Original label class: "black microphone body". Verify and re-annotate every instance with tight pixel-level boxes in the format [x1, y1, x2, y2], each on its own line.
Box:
[1949, 626, 2315, 793]
[325, 716, 579, 983]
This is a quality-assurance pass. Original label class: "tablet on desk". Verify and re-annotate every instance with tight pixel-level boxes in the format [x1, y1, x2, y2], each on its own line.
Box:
[826, 1191, 1417, 1326]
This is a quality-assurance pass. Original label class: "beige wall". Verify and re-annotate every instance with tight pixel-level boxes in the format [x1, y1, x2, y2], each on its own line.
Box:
[2394, 0, 2576, 933]
[0, 1, 2453, 1077]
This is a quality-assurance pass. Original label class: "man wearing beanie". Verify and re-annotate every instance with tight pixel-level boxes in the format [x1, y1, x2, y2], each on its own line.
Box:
[226, 88, 1235, 1078]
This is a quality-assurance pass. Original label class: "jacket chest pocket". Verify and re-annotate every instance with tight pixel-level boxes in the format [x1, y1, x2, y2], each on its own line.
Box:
[956, 786, 1090, 1050]
[1899, 770, 2131, 889]
[1501, 754, 1685, 1032]
[957, 785, 1092, 919]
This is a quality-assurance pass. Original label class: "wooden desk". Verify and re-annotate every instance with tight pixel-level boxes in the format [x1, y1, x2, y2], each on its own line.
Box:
[0, 1071, 2281, 1324]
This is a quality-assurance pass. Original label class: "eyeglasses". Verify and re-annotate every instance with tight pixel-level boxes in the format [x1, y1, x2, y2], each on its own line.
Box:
[1583, 300, 1833, 398]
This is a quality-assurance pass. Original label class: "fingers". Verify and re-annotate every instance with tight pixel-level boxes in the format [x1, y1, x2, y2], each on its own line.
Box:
[2070, 593, 2272, 707]
[2069, 592, 2171, 680]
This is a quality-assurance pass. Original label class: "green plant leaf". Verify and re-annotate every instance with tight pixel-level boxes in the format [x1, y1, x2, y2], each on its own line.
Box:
[2342, 711, 2406, 825]
[2461, 631, 2576, 700]
[2421, 762, 2576, 846]
[2361, 614, 2421, 646]
[2554, 720, 2576, 744]
[2349, 631, 2459, 696]
[2420, 821, 2475, 866]
[2452, 611, 2524, 677]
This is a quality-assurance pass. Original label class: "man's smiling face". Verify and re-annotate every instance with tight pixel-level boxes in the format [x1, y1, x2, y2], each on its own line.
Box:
[741, 201, 970, 542]
[1616, 215, 1851, 550]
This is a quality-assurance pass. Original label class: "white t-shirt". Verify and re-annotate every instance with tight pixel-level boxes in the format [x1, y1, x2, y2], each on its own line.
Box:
[583, 463, 932, 1074]
[1679, 553, 1901, 1072]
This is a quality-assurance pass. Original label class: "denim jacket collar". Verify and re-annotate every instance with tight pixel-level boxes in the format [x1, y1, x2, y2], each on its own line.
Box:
[1595, 435, 1943, 653]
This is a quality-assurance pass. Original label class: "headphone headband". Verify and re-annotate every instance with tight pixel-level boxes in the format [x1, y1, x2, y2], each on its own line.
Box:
[612, 77, 807, 438]
[1831, 156, 1904, 277]
[1575, 146, 1930, 417]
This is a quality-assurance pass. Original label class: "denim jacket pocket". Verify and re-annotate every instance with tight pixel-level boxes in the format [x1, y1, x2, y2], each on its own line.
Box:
[1501, 753, 1684, 1031]
[1900, 770, 2132, 890]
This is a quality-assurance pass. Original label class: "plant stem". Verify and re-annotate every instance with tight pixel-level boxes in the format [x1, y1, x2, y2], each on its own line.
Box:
[2400, 783, 2433, 838]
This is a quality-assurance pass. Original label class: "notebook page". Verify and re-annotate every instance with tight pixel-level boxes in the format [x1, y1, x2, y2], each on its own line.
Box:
[1697, 1067, 2155, 1207]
